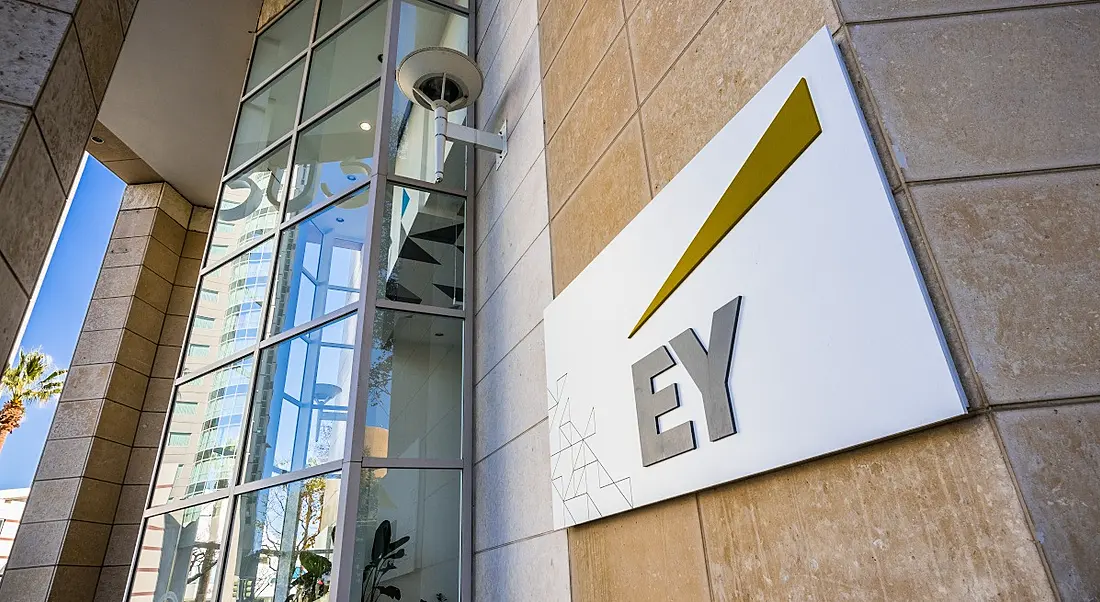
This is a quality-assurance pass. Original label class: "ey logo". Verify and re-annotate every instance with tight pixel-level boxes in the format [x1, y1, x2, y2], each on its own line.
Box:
[630, 78, 822, 467]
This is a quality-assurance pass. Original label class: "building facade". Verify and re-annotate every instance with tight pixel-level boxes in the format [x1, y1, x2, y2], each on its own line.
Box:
[0, 0, 1097, 601]
[0, 488, 30, 582]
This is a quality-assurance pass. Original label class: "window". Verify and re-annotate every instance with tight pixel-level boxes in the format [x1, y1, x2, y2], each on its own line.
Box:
[167, 432, 192, 447]
[135, 1, 473, 598]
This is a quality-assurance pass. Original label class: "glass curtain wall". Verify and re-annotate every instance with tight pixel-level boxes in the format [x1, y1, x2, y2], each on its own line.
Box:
[127, 0, 474, 600]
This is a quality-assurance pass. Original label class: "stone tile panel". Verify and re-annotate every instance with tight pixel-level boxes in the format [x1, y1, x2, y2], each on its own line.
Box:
[546, 32, 635, 212]
[150, 208, 186, 254]
[83, 437, 130, 483]
[21, 479, 79, 524]
[477, 25, 540, 151]
[475, 84, 544, 227]
[911, 169, 1100, 404]
[133, 410, 165, 448]
[550, 117, 650, 293]
[697, 417, 1055, 601]
[0, 566, 53, 602]
[475, 151, 548, 312]
[47, 566, 101, 602]
[849, 5, 1100, 181]
[538, 0, 585, 74]
[70, 478, 121, 524]
[104, 362, 150, 409]
[0, 259, 29, 360]
[34, 26, 95, 188]
[95, 565, 129, 602]
[142, 377, 174, 413]
[181, 230, 206, 260]
[569, 494, 710, 602]
[474, 530, 571, 602]
[102, 523, 138, 566]
[474, 323, 547, 460]
[123, 446, 157, 485]
[189, 207, 213, 233]
[837, 0, 1081, 23]
[0, 102, 30, 180]
[151, 344, 181, 379]
[113, 484, 147, 525]
[74, 0, 124, 105]
[474, 228, 552, 381]
[0, 0, 69, 106]
[626, 0, 720, 99]
[996, 403, 1100, 601]
[478, 0, 527, 75]
[118, 182, 164, 211]
[474, 420, 554, 551]
[0, 119, 66, 290]
[542, 0, 624, 138]
[640, 0, 837, 193]
[167, 285, 195, 316]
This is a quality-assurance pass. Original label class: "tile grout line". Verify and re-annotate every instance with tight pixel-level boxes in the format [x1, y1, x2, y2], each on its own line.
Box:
[543, 18, 624, 146]
[472, 523, 559, 556]
[473, 223, 547, 321]
[618, 10, 655, 197]
[550, 103, 640, 224]
[473, 317, 543, 389]
[540, 0, 592, 79]
[905, 161, 1100, 187]
[695, 493, 718, 602]
[473, 416, 547, 468]
[479, 0, 530, 78]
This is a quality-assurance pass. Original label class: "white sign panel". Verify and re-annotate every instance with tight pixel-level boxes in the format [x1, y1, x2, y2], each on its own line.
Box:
[543, 28, 966, 529]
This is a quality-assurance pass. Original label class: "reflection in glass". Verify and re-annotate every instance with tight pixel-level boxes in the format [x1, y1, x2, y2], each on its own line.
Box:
[151, 358, 254, 506]
[246, 0, 313, 93]
[365, 310, 462, 460]
[129, 500, 228, 602]
[182, 240, 276, 374]
[210, 144, 289, 264]
[377, 185, 464, 309]
[304, 3, 387, 119]
[222, 472, 342, 602]
[267, 187, 372, 336]
[389, 0, 469, 188]
[351, 469, 460, 602]
[242, 314, 357, 482]
[289, 87, 380, 219]
[230, 59, 305, 172]
[317, 0, 374, 35]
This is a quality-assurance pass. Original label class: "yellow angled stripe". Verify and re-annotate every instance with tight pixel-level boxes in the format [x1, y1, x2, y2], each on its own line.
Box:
[629, 78, 822, 338]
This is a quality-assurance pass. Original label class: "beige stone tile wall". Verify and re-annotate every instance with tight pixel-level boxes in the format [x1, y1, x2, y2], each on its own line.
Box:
[0, 0, 137, 366]
[533, 0, 1100, 599]
[0, 183, 202, 602]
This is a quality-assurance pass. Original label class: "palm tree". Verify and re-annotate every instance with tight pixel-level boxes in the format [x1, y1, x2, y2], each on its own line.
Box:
[0, 350, 66, 454]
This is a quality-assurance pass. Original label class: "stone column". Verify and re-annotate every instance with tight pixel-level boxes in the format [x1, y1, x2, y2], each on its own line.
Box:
[0, 0, 137, 365]
[0, 182, 208, 602]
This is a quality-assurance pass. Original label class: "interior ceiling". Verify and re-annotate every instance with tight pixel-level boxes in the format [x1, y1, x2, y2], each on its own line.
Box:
[98, 0, 264, 208]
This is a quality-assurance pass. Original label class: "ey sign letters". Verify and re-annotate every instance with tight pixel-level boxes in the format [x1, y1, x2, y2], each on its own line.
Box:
[543, 28, 967, 529]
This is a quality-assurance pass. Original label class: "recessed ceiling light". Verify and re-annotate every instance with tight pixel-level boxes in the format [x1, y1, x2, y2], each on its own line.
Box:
[90, 136, 105, 144]
[359, 121, 372, 131]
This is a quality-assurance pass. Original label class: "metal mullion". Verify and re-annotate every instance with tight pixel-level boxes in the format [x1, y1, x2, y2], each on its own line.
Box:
[374, 0, 403, 178]
[329, 460, 363, 602]
[461, 7, 476, 601]
[360, 457, 464, 470]
[233, 458, 344, 496]
[310, 0, 386, 48]
[375, 297, 465, 318]
[143, 488, 232, 519]
[413, 0, 470, 17]
[171, 345, 256, 387]
[257, 300, 358, 350]
[332, 174, 386, 602]
[199, 232, 276, 277]
[240, 48, 309, 104]
[227, 0, 323, 492]
[219, 131, 295, 187]
[275, 176, 371, 233]
[210, 489, 241, 601]
[297, 76, 383, 133]
[387, 173, 468, 198]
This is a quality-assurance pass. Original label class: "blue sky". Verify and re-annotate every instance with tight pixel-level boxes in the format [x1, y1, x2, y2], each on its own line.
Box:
[0, 156, 125, 490]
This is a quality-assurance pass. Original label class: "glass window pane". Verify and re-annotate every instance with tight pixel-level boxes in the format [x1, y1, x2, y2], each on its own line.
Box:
[267, 186, 372, 336]
[129, 500, 229, 602]
[230, 59, 305, 172]
[317, 0, 374, 36]
[304, 3, 387, 119]
[242, 314, 357, 482]
[182, 240, 275, 375]
[222, 472, 342, 602]
[211, 144, 289, 264]
[289, 87, 380, 219]
[246, 0, 313, 93]
[151, 358, 253, 506]
[365, 310, 462, 460]
[351, 469, 460, 602]
[376, 185, 464, 310]
[389, 0, 469, 187]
